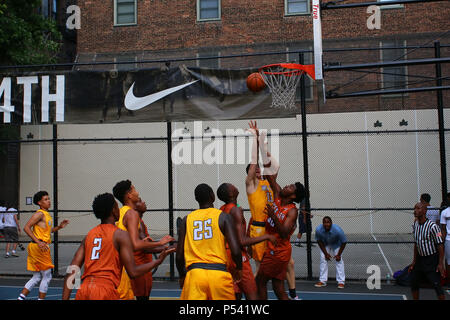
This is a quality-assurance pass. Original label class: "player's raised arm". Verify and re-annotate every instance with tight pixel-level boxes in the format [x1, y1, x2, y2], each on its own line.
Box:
[246, 121, 260, 193]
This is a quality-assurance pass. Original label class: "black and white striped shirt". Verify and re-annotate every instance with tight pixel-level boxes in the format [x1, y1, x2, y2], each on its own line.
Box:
[412, 219, 444, 256]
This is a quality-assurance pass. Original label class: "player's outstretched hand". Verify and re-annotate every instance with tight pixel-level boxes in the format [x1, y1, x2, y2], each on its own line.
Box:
[160, 235, 175, 245]
[159, 246, 176, 261]
[264, 203, 275, 219]
[59, 219, 70, 229]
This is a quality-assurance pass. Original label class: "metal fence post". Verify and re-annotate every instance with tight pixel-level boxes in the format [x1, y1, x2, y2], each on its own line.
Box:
[434, 41, 448, 204]
[52, 124, 59, 277]
[167, 121, 175, 280]
[299, 53, 313, 280]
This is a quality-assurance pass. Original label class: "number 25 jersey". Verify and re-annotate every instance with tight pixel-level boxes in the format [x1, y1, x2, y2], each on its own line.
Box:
[184, 208, 228, 269]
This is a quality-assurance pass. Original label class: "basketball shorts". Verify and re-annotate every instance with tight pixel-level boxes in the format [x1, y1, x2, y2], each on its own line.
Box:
[180, 268, 235, 300]
[130, 271, 153, 297]
[76, 277, 120, 300]
[234, 253, 257, 296]
[27, 242, 54, 272]
[117, 267, 135, 300]
[248, 225, 266, 262]
[258, 246, 292, 280]
[3, 227, 18, 242]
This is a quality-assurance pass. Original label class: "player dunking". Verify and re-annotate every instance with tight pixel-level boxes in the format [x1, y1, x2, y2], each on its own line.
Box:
[246, 121, 275, 273]
[217, 182, 277, 300]
[176, 183, 242, 300]
[62, 193, 174, 300]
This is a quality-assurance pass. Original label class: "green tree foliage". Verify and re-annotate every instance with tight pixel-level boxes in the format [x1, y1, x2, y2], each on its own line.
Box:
[0, 0, 62, 65]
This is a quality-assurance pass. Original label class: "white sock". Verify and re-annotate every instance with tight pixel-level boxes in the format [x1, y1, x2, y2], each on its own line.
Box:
[18, 293, 26, 300]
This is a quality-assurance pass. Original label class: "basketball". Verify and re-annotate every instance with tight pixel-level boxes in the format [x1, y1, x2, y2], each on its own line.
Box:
[246, 72, 266, 92]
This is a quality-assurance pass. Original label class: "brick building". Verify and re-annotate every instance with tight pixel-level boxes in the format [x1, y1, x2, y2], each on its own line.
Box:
[74, 0, 450, 113]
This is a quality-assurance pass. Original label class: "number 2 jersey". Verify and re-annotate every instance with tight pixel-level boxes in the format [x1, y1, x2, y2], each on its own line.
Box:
[81, 224, 123, 288]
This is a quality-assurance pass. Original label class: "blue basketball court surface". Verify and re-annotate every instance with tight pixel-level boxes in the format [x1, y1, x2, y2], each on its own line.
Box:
[0, 278, 415, 300]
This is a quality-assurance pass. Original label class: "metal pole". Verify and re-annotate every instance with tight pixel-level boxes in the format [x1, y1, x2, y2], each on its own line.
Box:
[327, 85, 450, 99]
[167, 121, 175, 280]
[300, 53, 313, 280]
[435, 41, 448, 203]
[324, 57, 450, 72]
[52, 124, 59, 277]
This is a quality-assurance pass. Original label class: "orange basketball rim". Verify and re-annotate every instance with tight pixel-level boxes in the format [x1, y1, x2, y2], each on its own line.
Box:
[259, 63, 315, 80]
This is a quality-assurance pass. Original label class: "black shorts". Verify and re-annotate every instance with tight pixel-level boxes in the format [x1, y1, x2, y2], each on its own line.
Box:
[297, 212, 306, 234]
[410, 253, 444, 296]
[3, 227, 18, 242]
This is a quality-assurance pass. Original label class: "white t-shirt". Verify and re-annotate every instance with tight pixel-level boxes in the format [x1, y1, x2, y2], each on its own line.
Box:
[3, 208, 17, 227]
[0, 206, 6, 229]
[440, 207, 450, 241]
[426, 206, 440, 224]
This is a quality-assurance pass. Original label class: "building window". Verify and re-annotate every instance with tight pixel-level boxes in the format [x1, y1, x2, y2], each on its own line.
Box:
[197, 0, 221, 21]
[114, 0, 137, 26]
[381, 40, 408, 95]
[287, 47, 313, 101]
[285, 0, 309, 15]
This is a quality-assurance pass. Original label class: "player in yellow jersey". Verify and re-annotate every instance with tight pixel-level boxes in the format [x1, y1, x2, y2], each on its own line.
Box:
[112, 180, 175, 299]
[176, 183, 242, 300]
[245, 121, 278, 273]
[17, 191, 69, 300]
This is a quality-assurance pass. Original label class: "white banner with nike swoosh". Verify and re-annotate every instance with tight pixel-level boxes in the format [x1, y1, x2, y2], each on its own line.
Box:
[0, 66, 301, 124]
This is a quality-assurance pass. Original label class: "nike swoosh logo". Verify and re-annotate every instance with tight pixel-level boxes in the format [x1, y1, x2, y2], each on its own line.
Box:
[124, 80, 199, 111]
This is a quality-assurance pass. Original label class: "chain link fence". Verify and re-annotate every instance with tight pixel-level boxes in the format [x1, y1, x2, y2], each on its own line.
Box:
[0, 112, 448, 281]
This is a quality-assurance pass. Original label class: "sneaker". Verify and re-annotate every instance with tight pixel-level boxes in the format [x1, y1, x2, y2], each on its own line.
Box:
[11, 252, 19, 257]
[289, 295, 302, 300]
[314, 281, 327, 288]
[337, 283, 345, 289]
[4, 253, 10, 258]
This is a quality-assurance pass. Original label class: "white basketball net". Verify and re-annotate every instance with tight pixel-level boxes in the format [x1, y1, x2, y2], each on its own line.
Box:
[259, 65, 304, 109]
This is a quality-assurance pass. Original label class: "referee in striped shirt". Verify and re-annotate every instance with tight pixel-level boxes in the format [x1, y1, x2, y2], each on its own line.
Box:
[408, 202, 446, 300]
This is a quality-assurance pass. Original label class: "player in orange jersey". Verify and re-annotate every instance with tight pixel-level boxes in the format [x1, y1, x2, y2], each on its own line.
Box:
[255, 140, 306, 300]
[130, 198, 168, 300]
[62, 193, 174, 300]
[217, 182, 276, 300]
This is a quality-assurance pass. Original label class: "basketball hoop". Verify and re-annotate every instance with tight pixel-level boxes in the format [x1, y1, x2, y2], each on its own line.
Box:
[259, 63, 315, 109]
